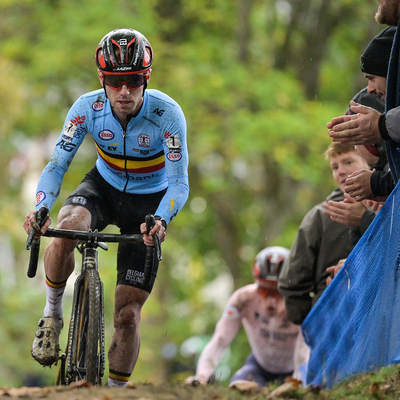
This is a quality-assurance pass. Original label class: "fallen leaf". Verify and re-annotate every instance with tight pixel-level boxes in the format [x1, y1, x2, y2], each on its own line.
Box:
[70, 380, 93, 389]
[229, 380, 259, 392]
[285, 376, 302, 387]
[369, 382, 379, 395]
[267, 381, 298, 398]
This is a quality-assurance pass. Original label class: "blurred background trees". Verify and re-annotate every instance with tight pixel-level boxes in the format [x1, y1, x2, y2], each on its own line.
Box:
[0, 0, 383, 387]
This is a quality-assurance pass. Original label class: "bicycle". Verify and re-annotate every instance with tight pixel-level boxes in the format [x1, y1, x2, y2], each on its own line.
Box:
[26, 206, 162, 385]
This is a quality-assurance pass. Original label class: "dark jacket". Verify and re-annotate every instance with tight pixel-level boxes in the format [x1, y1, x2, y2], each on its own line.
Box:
[278, 189, 355, 325]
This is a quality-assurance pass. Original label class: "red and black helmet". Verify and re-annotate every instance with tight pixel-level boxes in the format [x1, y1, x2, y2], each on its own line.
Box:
[252, 246, 290, 286]
[95, 28, 153, 75]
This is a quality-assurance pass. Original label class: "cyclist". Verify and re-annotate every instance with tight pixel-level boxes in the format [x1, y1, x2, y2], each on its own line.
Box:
[185, 247, 302, 387]
[23, 28, 189, 387]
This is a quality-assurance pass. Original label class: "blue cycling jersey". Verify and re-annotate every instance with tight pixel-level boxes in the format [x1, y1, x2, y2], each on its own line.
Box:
[35, 88, 189, 223]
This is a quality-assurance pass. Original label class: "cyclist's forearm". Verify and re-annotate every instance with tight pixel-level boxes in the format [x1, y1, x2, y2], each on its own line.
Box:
[35, 162, 66, 211]
[195, 315, 240, 383]
[195, 339, 225, 383]
[154, 177, 189, 223]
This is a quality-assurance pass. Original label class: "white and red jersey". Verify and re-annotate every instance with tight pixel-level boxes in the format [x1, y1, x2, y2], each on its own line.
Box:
[195, 284, 300, 382]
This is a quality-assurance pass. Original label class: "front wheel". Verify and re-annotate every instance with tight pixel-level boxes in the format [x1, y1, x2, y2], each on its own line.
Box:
[72, 269, 103, 385]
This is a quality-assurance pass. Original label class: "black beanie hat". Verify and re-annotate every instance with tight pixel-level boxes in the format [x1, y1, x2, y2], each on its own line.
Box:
[361, 27, 396, 77]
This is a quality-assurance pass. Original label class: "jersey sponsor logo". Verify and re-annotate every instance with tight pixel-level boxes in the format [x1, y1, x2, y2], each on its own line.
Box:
[36, 191, 46, 206]
[71, 115, 85, 125]
[170, 209, 178, 222]
[99, 130, 115, 140]
[164, 131, 172, 139]
[62, 121, 77, 143]
[128, 173, 159, 181]
[223, 304, 240, 320]
[74, 127, 85, 140]
[133, 148, 156, 155]
[138, 133, 150, 148]
[167, 152, 182, 162]
[71, 196, 87, 206]
[57, 140, 77, 152]
[125, 269, 144, 284]
[260, 329, 298, 341]
[166, 134, 182, 153]
[153, 108, 165, 117]
[92, 100, 104, 111]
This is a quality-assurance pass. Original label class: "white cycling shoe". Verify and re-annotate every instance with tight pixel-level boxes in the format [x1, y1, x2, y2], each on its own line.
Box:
[32, 316, 63, 366]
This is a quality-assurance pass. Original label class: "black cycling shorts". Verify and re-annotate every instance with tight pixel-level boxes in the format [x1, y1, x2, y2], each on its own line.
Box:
[63, 166, 167, 293]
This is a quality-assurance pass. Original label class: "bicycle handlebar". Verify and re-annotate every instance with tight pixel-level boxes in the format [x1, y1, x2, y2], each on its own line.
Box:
[42, 227, 144, 244]
[26, 207, 162, 280]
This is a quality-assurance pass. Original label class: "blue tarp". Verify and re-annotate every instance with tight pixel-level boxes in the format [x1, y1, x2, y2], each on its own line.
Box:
[302, 181, 400, 387]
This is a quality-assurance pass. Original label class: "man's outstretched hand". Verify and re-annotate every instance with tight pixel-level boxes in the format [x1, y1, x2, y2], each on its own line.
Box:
[327, 101, 382, 145]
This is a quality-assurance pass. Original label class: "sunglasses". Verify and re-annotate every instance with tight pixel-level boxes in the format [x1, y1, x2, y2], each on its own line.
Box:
[103, 74, 146, 90]
[257, 284, 281, 299]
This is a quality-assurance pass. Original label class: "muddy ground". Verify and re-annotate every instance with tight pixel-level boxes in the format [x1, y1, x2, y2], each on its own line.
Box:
[0, 381, 276, 400]
[3, 367, 400, 400]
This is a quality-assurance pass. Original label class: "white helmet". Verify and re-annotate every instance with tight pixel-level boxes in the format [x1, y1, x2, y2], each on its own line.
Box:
[252, 246, 290, 286]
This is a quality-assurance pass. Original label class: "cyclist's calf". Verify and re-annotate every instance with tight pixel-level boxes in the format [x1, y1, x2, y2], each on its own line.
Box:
[113, 285, 149, 329]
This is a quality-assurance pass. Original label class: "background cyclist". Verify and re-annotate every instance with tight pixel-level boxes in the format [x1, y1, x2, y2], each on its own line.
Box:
[185, 247, 303, 387]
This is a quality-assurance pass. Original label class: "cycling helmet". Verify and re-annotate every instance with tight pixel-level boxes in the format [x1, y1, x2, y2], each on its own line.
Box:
[95, 28, 153, 75]
[252, 246, 290, 286]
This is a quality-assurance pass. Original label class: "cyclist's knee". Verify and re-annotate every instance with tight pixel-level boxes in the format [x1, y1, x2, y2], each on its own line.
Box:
[57, 205, 91, 230]
[114, 303, 142, 330]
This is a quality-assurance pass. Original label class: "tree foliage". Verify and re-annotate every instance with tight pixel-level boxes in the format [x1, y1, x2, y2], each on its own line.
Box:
[0, 0, 381, 387]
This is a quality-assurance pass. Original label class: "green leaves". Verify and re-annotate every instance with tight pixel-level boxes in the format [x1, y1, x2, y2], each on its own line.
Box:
[0, 0, 385, 386]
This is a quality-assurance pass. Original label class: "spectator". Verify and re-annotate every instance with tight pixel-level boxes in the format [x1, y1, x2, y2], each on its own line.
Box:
[278, 143, 370, 325]
[323, 28, 396, 246]
[327, 16, 400, 184]
[322, 145, 379, 245]
[344, 27, 395, 201]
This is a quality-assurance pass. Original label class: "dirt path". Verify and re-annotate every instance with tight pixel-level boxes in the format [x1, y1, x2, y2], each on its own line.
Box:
[0, 382, 271, 400]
